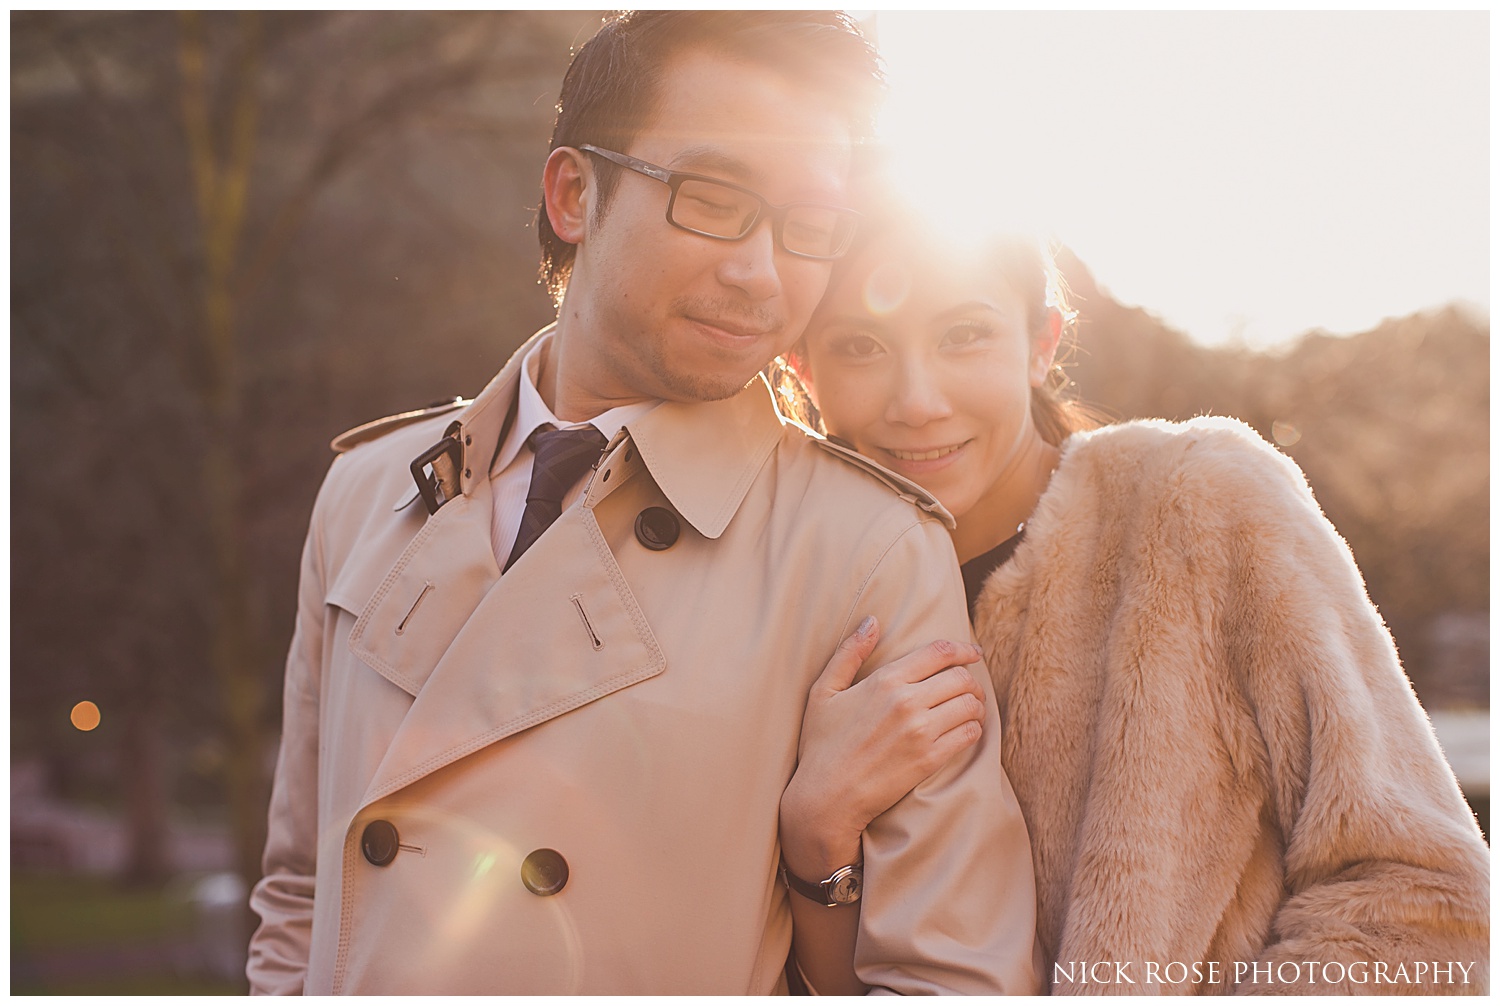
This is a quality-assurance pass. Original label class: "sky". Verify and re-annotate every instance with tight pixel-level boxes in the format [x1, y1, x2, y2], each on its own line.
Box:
[871, 11, 1488, 350]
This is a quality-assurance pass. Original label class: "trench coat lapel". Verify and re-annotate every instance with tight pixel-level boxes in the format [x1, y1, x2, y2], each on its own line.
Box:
[346, 351, 787, 808]
[358, 499, 666, 807]
[343, 328, 540, 698]
[347, 324, 678, 807]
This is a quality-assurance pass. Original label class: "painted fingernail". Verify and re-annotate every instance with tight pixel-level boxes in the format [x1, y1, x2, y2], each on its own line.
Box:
[856, 615, 876, 638]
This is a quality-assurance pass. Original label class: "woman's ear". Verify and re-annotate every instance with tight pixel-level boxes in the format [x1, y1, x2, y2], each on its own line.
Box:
[542, 147, 592, 246]
[1029, 308, 1063, 388]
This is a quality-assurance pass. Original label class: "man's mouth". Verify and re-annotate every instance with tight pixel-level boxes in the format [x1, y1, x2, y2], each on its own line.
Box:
[687, 316, 774, 340]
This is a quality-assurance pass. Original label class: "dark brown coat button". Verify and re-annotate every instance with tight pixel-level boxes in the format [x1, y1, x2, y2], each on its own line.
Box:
[634, 507, 680, 551]
[361, 820, 399, 867]
[521, 848, 569, 896]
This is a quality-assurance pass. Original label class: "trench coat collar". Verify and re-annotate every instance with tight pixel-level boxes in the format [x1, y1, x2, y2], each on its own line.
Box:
[388, 325, 545, 513]
[441, 326, 547, 501]
[621, 376, 785, 540]
[452, 321, 785, 542]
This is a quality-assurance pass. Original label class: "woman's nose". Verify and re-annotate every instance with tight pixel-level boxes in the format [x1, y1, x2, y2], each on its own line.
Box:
[885, 359, 953, 427]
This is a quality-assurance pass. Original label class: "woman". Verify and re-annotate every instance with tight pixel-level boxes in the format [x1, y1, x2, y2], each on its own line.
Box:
[777, 211, 1489, 994]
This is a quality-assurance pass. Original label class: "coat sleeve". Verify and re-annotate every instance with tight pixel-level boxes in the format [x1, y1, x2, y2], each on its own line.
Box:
[1221, 435, 1489, 994]
[847, 518, 1043, 995]
[246, 470, 333, 995]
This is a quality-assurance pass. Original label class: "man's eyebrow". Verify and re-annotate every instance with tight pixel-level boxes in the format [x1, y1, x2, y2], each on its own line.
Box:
[668, 146, 757, 182]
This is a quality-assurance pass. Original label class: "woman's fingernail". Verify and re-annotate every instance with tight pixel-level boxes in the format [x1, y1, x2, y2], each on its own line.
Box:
[856, 615, 876, 638]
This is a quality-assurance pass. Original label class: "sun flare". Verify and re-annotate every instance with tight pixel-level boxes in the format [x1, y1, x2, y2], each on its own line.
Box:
[870, 12, 1486, 349]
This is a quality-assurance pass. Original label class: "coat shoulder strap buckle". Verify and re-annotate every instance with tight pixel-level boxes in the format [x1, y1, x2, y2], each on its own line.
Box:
[409, 423, 465, 515]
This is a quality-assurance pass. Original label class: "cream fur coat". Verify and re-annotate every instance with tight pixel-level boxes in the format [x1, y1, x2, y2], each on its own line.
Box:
[973, 417, 1488, 995]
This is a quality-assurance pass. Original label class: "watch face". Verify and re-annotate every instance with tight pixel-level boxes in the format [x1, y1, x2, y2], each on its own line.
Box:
[829, 868, 862, 905]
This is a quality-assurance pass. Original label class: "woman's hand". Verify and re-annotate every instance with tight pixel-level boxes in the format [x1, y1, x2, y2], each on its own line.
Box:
[779, 615, 987, 881]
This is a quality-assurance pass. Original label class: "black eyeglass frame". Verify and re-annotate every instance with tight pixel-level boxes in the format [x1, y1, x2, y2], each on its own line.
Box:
[578, 144, 860, 260]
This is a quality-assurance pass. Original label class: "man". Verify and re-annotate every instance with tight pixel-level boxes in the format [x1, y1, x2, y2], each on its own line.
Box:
[247, 11, 1038, 994]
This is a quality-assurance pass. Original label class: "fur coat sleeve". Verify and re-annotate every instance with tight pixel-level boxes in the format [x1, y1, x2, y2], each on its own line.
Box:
[975, 417, 1488, 995]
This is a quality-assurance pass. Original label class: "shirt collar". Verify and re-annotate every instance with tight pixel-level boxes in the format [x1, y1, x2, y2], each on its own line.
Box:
[494, 334, 658, 475]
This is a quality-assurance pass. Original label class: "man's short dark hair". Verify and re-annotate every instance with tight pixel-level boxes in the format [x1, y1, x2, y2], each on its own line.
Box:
[536, 10, 884, 301]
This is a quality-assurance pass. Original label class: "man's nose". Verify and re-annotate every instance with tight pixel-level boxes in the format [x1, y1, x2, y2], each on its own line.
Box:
[886, 359, 953, 427]
[714, 218, 782, 300]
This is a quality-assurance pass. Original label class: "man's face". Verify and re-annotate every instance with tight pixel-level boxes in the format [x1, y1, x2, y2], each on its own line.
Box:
[567, 50, 854, 403]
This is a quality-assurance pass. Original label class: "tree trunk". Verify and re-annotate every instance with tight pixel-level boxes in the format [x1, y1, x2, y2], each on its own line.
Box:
[179, 9, 270, 893]
[121, 692, 170, 885]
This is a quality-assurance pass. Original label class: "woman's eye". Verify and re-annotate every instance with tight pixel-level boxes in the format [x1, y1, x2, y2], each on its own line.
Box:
[831, 332, 882, 359]
[943, 321, 993, 347]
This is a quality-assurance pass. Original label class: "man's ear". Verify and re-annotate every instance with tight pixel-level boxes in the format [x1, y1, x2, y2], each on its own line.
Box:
[542, 147, 592, 245]
[1029, 309, 1063, 388]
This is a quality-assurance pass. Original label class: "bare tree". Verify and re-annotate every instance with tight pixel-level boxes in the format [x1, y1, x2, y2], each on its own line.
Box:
[12, 11, 600, 893]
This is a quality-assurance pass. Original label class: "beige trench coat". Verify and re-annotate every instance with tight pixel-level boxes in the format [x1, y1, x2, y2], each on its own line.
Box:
[247, 330, 1041, 995]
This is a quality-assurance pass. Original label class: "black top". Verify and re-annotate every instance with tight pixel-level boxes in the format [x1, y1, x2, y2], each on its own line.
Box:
[960, 526, 1026, 622]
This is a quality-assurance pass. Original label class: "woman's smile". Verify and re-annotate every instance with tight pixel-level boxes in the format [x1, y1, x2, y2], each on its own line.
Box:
[883, 442, 967, 461]
[878, 440, 971, 475]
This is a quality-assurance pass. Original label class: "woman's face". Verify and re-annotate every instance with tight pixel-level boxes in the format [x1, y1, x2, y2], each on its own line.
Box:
[800, 234, 1056, 520]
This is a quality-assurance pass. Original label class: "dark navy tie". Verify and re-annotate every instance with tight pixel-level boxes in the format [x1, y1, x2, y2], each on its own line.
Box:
[504, 424, 608, 572]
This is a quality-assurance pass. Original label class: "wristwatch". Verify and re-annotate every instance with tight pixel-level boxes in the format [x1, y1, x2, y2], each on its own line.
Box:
[779, 860, 863, 906]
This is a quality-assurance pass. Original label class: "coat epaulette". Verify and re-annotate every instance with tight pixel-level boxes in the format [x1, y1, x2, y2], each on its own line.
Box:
[811, 435, 955, 530]
[330, 397, 471, 454]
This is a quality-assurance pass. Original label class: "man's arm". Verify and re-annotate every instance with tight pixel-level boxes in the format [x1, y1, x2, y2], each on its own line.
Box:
[246, 486, 330, 995]
[847, 518, 1042, 995]
[781, 621, 990, 994]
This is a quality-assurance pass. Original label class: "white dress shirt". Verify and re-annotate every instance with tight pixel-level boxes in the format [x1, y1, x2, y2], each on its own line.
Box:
[490, 336, 658, 568]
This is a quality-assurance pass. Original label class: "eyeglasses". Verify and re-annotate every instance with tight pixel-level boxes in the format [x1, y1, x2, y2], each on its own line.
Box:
[579, 144, 860, 260]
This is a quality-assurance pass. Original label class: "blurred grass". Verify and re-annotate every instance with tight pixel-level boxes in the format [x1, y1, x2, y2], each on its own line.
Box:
[12, 872, 186, 946]
[11, 872, 244, 995]
[14, 972, 243, 996]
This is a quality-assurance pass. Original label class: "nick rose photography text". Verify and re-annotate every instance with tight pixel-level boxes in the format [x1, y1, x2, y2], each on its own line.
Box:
[1055, 960, 1479, 987]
